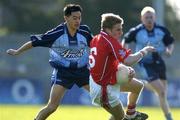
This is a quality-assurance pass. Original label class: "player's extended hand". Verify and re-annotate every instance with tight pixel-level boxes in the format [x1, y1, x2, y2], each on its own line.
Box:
[6, 49, 20, 55]
[141, 46, 156, 56]
[165, 48, 172, 57]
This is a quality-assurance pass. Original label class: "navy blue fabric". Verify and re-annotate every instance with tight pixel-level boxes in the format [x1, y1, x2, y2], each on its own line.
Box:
[140, 59, 166, 82]
[51, 66, 89, 89]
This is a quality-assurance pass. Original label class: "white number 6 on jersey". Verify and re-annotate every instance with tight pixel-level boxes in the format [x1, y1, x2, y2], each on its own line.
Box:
[89, 47, 97, 68]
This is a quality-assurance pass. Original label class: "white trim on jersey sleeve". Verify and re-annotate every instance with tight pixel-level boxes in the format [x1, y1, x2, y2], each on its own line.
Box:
[46, 29, 63, 35]
[34, 35, 42, 40]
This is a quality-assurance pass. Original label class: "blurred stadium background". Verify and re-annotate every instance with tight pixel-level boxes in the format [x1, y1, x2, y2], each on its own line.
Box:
[0, 0, 180, 120]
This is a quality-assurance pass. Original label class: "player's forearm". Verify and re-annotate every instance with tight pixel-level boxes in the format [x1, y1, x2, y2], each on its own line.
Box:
[123, 51, 143, 66]
[17, 41, 33, 54]
[124, 45, 155, 66]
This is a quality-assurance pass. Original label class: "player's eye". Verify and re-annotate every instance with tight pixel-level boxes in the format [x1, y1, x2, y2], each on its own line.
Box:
[73, 16, 81, 20]
[116, 28, 121, 31]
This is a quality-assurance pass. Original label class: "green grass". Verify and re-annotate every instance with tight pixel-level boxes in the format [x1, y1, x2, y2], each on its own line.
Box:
[0, 105, 180, 120]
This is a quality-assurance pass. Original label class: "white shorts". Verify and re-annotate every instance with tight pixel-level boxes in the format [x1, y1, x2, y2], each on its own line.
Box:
[89, 75, 121, 107]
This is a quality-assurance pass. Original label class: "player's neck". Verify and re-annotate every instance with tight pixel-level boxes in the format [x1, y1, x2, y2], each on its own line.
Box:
[66, 24, 77, 37]
[145, 25, 154, 31]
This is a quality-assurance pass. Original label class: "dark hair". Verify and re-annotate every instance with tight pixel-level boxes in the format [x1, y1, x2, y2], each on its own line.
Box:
[63, 4, 82, 16]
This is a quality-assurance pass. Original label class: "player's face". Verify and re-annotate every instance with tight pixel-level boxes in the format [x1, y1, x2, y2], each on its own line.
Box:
[110, 23, 123, 40]
[141, 12, 155, 29]
[65, 11, 81, 31]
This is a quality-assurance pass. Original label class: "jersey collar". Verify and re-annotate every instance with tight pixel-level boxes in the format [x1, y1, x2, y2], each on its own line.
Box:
[100, 31, 116, 41]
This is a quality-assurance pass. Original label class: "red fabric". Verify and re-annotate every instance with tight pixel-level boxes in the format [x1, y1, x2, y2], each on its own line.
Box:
[100, 85, 111, 109]
[127, 104, 136, 109]
[89, 31, 131, 107]
[90, 31, 131, 85]
[126, 104, 136, 115]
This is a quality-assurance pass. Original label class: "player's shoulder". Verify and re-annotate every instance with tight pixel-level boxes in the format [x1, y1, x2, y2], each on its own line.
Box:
[92, 34, 102, 42]
[45, 23, 64, 35]
[155, 24, 170, 33]
[126, 24, 144, 36]
[91, 34, 105, 44]
[79, 24, 91, 33]
[124, 24, 144, 39]
[54, 23, 65, 31]
[99, 33, 119, 47]
[130, 24, 144, 32]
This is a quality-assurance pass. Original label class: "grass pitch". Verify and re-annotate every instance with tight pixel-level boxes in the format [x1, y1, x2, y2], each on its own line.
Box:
[0, 105, 180, 120]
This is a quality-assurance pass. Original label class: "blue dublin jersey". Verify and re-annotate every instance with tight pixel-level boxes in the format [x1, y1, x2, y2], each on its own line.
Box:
[123, 24, 174, 63]
[30, 23, 93, 69]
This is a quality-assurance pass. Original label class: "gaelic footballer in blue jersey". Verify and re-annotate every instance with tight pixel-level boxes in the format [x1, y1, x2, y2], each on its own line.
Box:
[122, 6, 174, 120]
[7, 4, 93, 120]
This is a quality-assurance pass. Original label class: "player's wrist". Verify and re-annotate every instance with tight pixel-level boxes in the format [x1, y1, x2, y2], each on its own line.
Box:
[15, 50, 21, 55]
[139, 51, 145, 57]
[140, 49, 148, 57]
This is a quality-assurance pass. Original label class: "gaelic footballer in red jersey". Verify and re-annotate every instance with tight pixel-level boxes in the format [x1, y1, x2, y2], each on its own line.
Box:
[89, 31, 131, 86]
[89, 13, 155, 120]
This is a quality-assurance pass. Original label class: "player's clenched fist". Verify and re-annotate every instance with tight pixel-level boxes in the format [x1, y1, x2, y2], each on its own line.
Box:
[140, 46, 156, 56]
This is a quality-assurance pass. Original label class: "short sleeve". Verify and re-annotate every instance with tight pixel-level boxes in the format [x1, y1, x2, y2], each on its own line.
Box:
[162, 27, 175, 46]
[123, 27, 137, 43]
[79, 25, 93, 47]
[30, 24, 64, 47]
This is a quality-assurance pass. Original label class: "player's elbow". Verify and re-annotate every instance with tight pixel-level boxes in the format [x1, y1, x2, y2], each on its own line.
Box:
[123, 61, 131, 66]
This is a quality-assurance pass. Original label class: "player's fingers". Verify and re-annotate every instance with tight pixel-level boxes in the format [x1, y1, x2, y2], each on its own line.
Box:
[6, 49, 10, 53]
[6, 49, 12, 54]
[128, 67, 135, 79]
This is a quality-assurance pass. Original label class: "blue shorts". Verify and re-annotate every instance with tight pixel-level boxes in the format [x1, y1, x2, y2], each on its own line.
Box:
[141, 59, 166, 82]
[51, 66, 89, 89]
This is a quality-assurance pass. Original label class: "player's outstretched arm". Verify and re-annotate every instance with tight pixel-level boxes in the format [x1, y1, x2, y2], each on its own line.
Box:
[124, 46, 155, 66]
[6, 41, 33, 56]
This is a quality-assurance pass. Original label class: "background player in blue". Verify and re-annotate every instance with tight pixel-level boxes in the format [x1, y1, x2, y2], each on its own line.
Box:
[6, 4, 93, 120]
[122, 6, 174, 120]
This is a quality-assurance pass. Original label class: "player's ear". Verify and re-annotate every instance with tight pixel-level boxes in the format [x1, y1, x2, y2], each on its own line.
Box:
[140, 16, 143, 23]
[64, 16, 68, 21]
